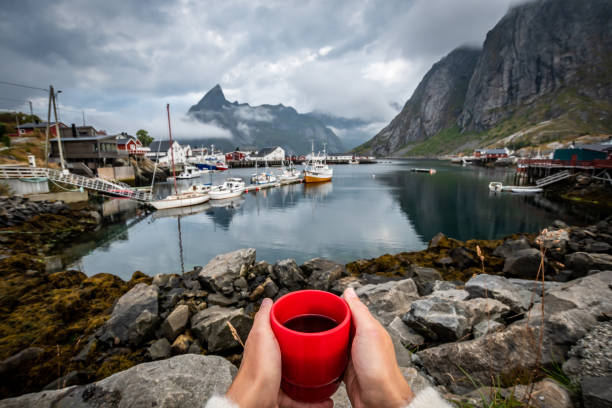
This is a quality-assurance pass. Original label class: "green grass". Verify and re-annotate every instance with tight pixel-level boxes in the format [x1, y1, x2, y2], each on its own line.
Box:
[541, 360, 580, 395]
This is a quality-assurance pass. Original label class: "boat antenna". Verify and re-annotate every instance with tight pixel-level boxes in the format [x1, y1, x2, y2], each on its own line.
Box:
[167, 103, 178, 195]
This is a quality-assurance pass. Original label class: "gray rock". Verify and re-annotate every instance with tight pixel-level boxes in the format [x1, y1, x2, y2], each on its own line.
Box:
[330, 276, 362, 295]
[431, 280, 458, 292]
[100, 283, 159, 346]
[0, 355, 236, 408]
[187, 342, 202, 354]
[152, 274, 170, 287]
[428, 288, 470, 301]
[449, 246, 476, 269]
[263, 278, 279, 298]
[43, 370, 91, 391]
[402, 297, 471, 341]
[503, 248, 545, 279]
[388, 316, 425, 347]
[507, 278, 562, 295]
[0, 347, 44, 376]
[233, 276, 248, 291]
[564, 321, 612, 382]
[191, 306, 253, 353]
[44, 255, 62, 273]
[463, 298, 511, 326]
[543, 270, 612, 315]
[411, 266, 442, 296]
[207, 292, 240, 307]
[492, 237, 531, 258]
[356, 278, 419, 323]
[585, 241, 611, 253]
[473, 320, 504, 338]
[428, 232, 447, 249]
[465, 274, 537, 313]
[160, 287, 185, 311]
[198, 248, 256, 293]
[565, 252, 612, 278]
[148, 338, 171, 360]
[417, 324, 557, 394]
[161, 304, 190, 341]
[581, 376, 612, 408]
[273, 259, 306, 291]
[301, 258, 345, 290]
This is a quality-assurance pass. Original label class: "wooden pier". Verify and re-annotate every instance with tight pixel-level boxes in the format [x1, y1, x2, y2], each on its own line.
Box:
[514, 158, 612, 186]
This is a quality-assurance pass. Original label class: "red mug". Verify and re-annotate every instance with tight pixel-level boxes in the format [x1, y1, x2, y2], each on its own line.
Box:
[270, 290, 351, 402]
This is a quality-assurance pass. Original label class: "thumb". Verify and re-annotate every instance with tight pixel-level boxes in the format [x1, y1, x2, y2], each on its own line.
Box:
[343, 287, 375, 330]
[253, 297, 273, 329]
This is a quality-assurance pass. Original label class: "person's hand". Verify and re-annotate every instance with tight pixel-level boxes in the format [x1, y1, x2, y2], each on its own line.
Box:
[225, 298, 333, 408]
[342, 288, 415, 408]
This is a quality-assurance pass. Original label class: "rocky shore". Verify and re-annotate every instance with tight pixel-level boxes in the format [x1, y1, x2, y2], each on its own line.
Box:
[0, 196, 610, 407]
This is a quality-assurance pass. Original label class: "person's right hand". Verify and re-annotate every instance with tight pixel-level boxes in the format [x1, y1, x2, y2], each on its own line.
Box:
[342, 287, 415, 408]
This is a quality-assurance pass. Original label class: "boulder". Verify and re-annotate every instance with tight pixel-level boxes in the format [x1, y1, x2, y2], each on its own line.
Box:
[507, 278, 562, 295]
[191, 306, 253, 353]
[565, 252, 612, 278]
[492, 237, 531, 258]
[543, 270, 612, 315]
[584, 241, 611, 253]
[0, 347, 44, 376]
[198, 248, 256, 293]
[427, 288, 470, 301]
[449, 246, 476, 269]
[100, 283, 159, 346]
[161, 304, 190, 341]
[356, 279, 419, 323]
[301, 258, 345, 290]
[581, 376, 612, 408]
[148, 338, 171, 360]
[502, 248, 545, 279]
[402, 298, 471, 341]
[473, 320, 504, 338]
[330, 276, 362, 294]
[263, 278, 279, 298]
[410, 266, 442, 296]
[207, 293, 240, 307]
[417, 324, 556, 394]
[388, 316, 424, 348]
[563, 321, 612, 382]
[0, 355, 236, 408]
[465, 274, 537, 313]
[463, 298, 511, 326]
[273, 259, 307, 291]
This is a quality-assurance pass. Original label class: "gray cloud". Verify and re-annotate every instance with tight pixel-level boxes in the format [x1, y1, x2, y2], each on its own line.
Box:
[0, 0, 519, 140]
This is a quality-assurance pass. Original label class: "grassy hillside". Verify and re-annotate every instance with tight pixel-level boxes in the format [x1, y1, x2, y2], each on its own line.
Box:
[399, 88, 612, 156]
[0, 112, 52, 166]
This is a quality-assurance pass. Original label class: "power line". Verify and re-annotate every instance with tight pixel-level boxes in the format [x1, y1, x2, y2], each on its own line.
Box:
[0, 80, 49, 92]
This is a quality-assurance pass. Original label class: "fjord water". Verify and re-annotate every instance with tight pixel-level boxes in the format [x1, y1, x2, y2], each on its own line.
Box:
[68, 161, 587, 280]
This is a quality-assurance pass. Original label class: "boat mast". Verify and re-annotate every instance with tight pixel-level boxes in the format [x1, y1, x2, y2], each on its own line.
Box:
[167, 103, 178, 195]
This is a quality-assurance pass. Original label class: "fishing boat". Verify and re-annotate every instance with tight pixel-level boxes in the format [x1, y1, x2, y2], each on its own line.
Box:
[278, 160, 301, 182]
[167, 165, 203, 180]
[209, 177, 246, 200]
[151, 202, 211, 219]
[303, 142, 333, 183]
[488, 182, 503, 192]
[150, 104, 209, 210]
[348, 158, 359, 164]
[251, 160, 279, 185]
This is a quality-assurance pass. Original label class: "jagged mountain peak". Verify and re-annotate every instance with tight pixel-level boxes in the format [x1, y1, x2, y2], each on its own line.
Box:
[190, 84, 228, 112]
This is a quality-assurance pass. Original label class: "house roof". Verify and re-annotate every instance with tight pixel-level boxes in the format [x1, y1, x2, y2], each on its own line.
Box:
[50, 134, 116, 142]
[485, 148, 509, 154]
[17, 122, 64, 129]
[252, 147, 281, 157]
[577, 143, 612, 152]
[149, 140, 181, 152]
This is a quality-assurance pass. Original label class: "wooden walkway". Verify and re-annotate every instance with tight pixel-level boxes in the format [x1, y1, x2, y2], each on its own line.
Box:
[0, 167, 152, 202]
[535, 170, 571, 187]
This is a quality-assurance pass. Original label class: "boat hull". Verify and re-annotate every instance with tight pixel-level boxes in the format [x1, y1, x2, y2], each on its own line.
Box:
[209, 190, 243, 200]
[151, 194, 210, 210]
[304, 174, 332, 183]
[194, 163, 217, 170]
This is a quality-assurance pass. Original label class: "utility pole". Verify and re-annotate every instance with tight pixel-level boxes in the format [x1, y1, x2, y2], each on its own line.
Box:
[44, 87, 52, 166]
[82, 110, 85, 126]
[28, 101, 33, 117]
[51, 86, 65, 170]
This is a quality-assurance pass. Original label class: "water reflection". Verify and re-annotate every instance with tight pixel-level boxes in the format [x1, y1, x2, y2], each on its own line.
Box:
[67, 161, 598, 279]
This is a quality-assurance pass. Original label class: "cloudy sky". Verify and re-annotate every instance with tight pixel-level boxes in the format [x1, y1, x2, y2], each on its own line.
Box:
[0, 0, 521, 143]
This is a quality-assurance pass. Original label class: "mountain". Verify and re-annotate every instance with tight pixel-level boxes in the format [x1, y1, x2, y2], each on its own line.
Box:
[357, 0, 612, 157]
[356, 47, 481, 156]
[305, 111, 373, 150]
[186, 85, 344, 154]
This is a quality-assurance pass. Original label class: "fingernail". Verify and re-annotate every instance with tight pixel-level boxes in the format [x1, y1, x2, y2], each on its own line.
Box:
[345, 287, 357, 299]
[261, 298, 272, 308]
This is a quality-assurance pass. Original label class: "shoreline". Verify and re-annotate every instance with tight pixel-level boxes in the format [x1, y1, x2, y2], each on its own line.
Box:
[1, 196, 611, 401]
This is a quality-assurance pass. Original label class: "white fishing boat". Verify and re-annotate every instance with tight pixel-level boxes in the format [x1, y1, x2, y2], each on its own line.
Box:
[348, 159, 359, 164]
[167, 165, 203, 181]
[209, 177, 246, 200]
[489, 182, 503, 192]
[151, 191, 209, 209]
[304, 142, 333, 183]
[279, 160, 301, 182]
[184, 184, 212, 194]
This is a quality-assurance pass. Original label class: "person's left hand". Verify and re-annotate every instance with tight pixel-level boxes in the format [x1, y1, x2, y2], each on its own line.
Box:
[226, 298, 334, 408]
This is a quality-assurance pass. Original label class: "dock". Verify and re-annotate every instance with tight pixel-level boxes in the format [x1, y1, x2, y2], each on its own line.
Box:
[244, 178, 302, 193]
[514, 158, 612, 186]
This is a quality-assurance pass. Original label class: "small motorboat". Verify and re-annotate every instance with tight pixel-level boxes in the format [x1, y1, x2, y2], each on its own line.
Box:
[489, 182, 503, 192]
[167, 165, 203, 180]
[150, 191, 210, 209]
[511, 187, 543, 193]
[278, 161, 301, 182]
[209, 178, 246, 200]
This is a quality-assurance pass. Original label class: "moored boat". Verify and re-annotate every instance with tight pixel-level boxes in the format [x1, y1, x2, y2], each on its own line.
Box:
[151, 191, 210, 209]
[511, 187, 543, 193]
[209, 177, 246, 200]
[304, 142, 333, 183]
[489, 182, 503, 192]
[167, 165, 203, 180]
